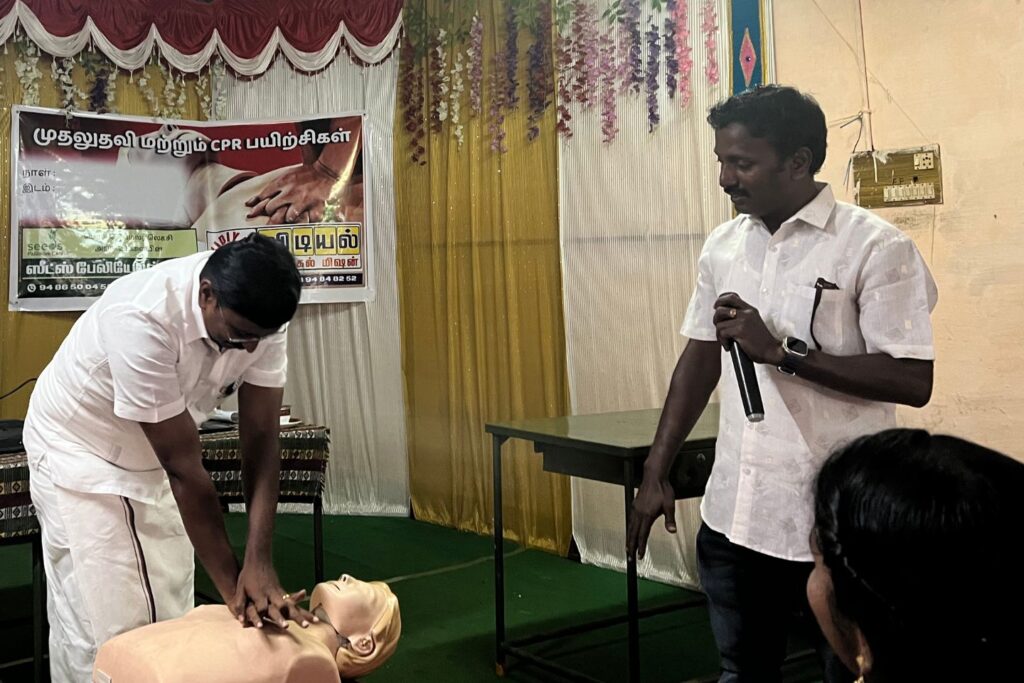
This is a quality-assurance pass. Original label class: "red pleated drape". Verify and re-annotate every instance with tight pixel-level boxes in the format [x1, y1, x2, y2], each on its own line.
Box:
[11, 0, 403, 57]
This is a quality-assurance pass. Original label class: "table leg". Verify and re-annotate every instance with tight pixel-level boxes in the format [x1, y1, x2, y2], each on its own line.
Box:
[623, 459, 640, 683]
[32, 534, 45, 683]
[313, 495, 324, 584]
[493, 434, 509, 676]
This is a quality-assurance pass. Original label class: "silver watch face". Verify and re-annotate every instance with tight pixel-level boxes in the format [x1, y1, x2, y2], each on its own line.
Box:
[784, 337, 808, 357]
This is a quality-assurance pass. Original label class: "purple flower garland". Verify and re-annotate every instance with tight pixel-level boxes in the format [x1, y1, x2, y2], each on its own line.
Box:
[527, 1, 554, 141]
[555, 20, 575, 138]
[598, 25, 618, 144]
[645, 20, 661, 131]
[664, 0, 679, 99]
[490, 46, 509, 152]
[624, 0, 643, 95]
[400, 32, 427, 164]
[571, 0, 599, 109]
[505, 2, 520, 110]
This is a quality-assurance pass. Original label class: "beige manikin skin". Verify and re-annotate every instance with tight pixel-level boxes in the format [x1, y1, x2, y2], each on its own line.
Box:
[92, 575, 400, 683]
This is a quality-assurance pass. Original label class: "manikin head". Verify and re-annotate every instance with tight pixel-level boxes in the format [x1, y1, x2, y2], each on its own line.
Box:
[310, 575, 402, 678]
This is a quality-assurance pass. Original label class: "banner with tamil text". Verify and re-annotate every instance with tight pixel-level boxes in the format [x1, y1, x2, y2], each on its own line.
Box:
[10, 105, 371, 311]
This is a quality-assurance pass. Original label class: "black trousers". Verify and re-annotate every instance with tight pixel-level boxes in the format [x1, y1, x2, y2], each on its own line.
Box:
[697, 523, 854, 683]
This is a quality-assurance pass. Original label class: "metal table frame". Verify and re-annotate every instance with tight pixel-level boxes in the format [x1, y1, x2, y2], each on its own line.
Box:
[486, 406, 719, 683]
[0, 534, 45, 683]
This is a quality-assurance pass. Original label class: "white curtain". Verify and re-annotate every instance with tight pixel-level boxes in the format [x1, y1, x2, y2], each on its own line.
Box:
[559, 0, 731, 588]
[219, 55, 409, 515]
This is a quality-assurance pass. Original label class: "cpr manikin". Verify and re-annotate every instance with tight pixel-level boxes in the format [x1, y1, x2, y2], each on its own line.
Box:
[92, 575, 401, 682]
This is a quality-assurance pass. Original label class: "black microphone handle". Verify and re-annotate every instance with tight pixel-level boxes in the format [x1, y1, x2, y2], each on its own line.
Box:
[729, 343, 764, 423]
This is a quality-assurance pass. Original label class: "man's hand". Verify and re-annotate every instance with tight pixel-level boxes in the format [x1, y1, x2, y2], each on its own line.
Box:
[713, 292, 784, 365]
[245, 163, 337, 224]
[230, 561, 318, 629]
[626, 478, 677, 559]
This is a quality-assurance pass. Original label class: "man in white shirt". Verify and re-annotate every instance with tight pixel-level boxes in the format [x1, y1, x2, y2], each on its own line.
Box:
[626, 86, 937, 682]
[25, 234, 316, 682]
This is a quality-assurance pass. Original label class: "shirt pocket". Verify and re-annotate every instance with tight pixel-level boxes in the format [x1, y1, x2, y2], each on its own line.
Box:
[778, 281, 846, 352]
[189, 375, 241, 422]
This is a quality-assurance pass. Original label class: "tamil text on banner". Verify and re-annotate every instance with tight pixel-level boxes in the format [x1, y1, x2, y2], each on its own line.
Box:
[10, 106, 371, 311]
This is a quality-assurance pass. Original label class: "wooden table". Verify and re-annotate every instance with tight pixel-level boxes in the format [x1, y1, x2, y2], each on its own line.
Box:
[485, 405, 719, 683]
[0, 423, 331, 682]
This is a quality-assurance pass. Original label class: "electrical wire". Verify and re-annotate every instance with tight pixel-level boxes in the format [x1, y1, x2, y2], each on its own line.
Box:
[0, 377, 38, 401]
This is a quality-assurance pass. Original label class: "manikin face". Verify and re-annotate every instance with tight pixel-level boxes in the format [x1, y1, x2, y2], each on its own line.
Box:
[310, 574, 390, 655]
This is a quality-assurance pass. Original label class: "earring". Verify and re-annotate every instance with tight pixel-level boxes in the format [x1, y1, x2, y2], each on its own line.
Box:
[854, 654, 866, 683]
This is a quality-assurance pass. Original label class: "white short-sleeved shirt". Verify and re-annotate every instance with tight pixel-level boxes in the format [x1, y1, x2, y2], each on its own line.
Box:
[681, 185, 937, 561]
[24, 251, 288, 503]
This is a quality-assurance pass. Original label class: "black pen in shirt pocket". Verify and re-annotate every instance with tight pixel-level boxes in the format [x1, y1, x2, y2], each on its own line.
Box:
[219, 380, 240, 399]
[814, 277, 839, 292]
[810, 278, 840, 350]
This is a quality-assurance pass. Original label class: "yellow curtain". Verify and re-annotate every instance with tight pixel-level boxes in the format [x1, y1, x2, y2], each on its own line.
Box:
[395, 2, 572, 554]
[0, 48, 207, 419]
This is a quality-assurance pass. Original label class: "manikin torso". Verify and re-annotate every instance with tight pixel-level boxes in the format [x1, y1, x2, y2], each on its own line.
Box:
[92, 605, 341, 683]
[93, 575, 399, 683]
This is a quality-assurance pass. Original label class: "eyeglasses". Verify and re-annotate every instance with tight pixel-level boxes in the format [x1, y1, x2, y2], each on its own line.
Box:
[216, 304, 286, 348]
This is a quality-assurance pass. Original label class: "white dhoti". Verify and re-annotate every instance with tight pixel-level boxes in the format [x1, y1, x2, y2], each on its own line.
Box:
[28, 455, 194, 683]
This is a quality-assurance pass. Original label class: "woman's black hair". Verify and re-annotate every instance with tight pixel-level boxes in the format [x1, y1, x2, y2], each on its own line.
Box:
[814, 429, 1023, 681]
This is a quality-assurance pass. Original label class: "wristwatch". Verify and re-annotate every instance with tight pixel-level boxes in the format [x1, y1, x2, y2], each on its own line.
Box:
[777, 336, 809, 376]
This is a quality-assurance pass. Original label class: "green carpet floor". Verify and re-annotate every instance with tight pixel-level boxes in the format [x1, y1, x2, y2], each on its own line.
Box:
[0, 515, 823, 682]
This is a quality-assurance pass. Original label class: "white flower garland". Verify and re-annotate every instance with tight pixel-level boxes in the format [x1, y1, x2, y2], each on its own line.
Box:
[15, 39, 42, 106]
[450, 50, 465, 148]
[435, 28, 449, 124]
[197, 67, 211, 120]
[210, 57, 228, 120]
[136, 54, 161, 115]
[159, 61, 188, 119]
[51, 56, 87, 111]
[105, 63, 117, 112]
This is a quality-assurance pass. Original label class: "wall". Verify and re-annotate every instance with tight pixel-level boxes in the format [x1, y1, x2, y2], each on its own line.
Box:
[772, 0, 1024, 458]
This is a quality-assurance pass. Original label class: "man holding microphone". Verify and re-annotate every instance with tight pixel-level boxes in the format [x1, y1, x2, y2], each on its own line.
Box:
[626, 85, 937, 682]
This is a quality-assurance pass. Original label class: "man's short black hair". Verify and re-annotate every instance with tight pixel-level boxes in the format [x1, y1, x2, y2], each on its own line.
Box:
[200, 234, 301, 329]
[707, 84, 828, 175]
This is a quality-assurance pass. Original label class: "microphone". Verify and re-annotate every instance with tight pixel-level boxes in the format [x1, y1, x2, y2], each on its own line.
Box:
[729, 342, 764, 422]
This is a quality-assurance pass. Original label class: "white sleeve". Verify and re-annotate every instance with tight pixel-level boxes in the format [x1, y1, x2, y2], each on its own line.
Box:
[241, 332, 288, 388]
[680, 239, 720, 342]
[858, 235, 938, 359]
[100, 305, 185, 423]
